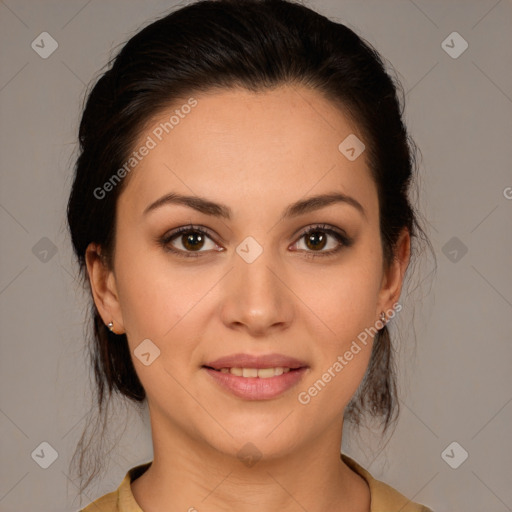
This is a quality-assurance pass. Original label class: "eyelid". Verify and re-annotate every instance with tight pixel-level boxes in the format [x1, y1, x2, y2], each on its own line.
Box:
[159, 223, 352, 258]
[289, 223, 352, 256]
[293, 223, 349, 242]
[159, 224, 222, 257]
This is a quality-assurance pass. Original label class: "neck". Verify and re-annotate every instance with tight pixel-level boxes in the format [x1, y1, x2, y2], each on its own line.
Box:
[130, 411, 370, 512]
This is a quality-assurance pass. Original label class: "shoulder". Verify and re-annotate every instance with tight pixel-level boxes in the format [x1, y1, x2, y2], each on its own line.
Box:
[80, 456, 433, 512]
[341, 453, 434, 512]
[79, 461, 152, 512]
[80, 488, 118, 512]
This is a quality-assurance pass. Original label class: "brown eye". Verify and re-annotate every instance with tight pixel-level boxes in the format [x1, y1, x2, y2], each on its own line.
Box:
[159, 226, 221, 258]
[291, 224, 352, 258]
[180, 231, 206, 251]
[304, 231, 328, 251]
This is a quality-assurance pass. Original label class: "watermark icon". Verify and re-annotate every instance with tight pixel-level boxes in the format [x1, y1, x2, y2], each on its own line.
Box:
[31, 441, 58, 469]
[32, 237, 58, 263]
[442, 236, 468, 263]
[503, 186, 512, 200]
[297, 302, 402, 405]
[134, 338, 161, 366]
[31, 32, 58, 59]
[338, 134, 365, 161]
[93, 97, 198, 200]
[441, 31, 468, 59]
[236, 236, 263, 263]
[237, 442, 263, 468]
[441, 441, 468, 469]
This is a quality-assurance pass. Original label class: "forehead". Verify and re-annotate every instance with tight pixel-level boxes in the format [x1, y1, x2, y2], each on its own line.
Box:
[118, 85, 377, 223]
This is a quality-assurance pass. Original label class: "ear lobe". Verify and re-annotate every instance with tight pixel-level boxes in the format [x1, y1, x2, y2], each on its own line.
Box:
[377, 228, 411, 314]
[85, 242, 125, 334]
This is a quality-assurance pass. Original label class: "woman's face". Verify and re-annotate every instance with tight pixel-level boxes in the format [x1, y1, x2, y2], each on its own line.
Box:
[89, 85, 408, 458]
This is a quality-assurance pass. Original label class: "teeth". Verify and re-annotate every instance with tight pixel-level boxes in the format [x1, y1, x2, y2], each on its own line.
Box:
[218, 367, 292, 378]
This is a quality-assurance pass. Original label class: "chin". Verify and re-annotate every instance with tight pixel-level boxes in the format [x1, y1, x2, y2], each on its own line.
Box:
[205, 421, 302, 461]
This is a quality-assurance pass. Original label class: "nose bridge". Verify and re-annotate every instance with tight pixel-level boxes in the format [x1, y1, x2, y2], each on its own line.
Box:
[221, 238, 293, 334]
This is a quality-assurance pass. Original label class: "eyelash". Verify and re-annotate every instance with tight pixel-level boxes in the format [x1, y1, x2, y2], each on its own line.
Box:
[158, 223, 352, 259]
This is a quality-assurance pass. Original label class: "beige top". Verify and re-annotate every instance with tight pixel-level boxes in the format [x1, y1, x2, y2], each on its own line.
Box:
[80, 453, 433, 511]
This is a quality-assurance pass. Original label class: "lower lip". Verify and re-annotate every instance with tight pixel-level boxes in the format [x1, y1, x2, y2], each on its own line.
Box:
[203, 367, 308, 400]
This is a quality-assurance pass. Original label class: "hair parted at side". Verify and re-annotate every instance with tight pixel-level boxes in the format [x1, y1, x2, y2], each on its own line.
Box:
[67, 0, 434, 496]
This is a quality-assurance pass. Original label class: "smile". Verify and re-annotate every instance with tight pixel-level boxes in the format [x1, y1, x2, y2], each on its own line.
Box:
[202, 366, 308, 400]
[205, 366, 294, 378]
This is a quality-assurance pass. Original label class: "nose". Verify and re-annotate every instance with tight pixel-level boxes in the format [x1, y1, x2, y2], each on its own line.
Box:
[219, 246, 294, 337]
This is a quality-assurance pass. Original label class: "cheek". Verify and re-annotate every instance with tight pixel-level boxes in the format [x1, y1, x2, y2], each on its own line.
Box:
[290, 255, 381, 404]
[292, 258, 382, 344]
[112, 239, 179, 339]
[114, 245, 220, 345]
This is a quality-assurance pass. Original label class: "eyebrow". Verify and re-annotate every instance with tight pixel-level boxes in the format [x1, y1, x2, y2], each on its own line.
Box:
[143, 191, 366, 221]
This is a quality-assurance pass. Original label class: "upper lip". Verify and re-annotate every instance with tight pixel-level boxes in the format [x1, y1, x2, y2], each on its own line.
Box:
[203, 353, 308, 370]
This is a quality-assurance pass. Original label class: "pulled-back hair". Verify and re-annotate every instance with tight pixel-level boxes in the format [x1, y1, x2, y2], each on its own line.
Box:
[67, 0, 433, 496]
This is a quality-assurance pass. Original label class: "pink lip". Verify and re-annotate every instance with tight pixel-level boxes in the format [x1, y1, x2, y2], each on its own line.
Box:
[203, 367, 308, 400]
[203, 352, 308, 370]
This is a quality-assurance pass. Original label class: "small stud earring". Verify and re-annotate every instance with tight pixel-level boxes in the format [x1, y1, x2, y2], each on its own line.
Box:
[107, 321, 114, 332]
[380, 311, 386, 324]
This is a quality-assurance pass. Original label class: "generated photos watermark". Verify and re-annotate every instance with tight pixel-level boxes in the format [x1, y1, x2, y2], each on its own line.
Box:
[93, 97, 198, 200]
[297, 301, 402, 405]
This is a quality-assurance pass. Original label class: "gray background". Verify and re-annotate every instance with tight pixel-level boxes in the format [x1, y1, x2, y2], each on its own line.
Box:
[0, 1, 511, 511]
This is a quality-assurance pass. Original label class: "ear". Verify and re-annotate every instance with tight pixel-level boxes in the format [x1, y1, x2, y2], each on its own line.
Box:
[85, 242, 125, 334]
[376, 228, 411, 319]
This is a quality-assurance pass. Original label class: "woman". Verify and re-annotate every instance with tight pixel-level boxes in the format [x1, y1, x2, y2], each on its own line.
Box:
[68, 0, 434, 510]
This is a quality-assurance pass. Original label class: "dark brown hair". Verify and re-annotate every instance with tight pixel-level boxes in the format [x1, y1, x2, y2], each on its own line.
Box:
[67, 0, 434, 496]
